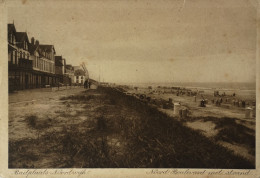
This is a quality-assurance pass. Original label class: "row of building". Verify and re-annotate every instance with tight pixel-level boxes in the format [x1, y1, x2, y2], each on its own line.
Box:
[8, 23, 89, 91]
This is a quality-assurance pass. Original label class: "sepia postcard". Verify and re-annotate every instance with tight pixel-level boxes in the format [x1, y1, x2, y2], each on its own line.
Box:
[0, 0, 259, 177]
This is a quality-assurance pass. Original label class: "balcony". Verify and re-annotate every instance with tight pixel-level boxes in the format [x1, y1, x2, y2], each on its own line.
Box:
[9, 58, 33, 70]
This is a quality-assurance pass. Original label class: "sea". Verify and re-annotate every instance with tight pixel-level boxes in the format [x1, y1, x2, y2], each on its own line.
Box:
[118, 82, 256, 100]
[122, 82, 256, 91]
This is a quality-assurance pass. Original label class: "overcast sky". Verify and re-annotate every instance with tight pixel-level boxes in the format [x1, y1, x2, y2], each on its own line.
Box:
[7, 0, 257, 83]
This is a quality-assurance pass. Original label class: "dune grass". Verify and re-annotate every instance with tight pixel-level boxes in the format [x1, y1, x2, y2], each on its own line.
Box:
[105, 87, 254, 168]
[9, 86, 255, 168]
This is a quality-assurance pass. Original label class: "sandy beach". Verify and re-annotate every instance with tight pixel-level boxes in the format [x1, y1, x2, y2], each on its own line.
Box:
[122, 84, 256, 165]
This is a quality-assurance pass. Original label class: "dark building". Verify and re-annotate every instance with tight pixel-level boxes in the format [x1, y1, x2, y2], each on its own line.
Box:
[8, 23, 87, 91]
[8, 23, 58, 91]
[65, 64, 75, 83]
[29, 38, 58, 87]
[55, 56, 71, 85]
[8, 24, 32, 91]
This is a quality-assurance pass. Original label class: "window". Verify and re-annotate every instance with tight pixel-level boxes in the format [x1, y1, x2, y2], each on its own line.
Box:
[15, 51, 17, 64]
[9, 34, 12, 43]
[27, 54, 29, 60]
[12, 51, 15, 64]
[76, 76, 79, 79]
[10, 51, 13, 63]
[13, 51, 15, 64]
[23, 52, 25, 58]
[20, 52, 22, 58]
[24, 42, 27, 50]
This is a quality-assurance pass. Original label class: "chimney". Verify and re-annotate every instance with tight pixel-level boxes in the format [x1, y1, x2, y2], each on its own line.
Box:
[31, 37, 35, 45]
[35, 40, 39, 46]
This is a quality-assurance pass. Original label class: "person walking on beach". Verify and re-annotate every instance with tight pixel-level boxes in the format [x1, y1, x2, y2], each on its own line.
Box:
[84, 79, 90, 89]
[84, 80, 87, 88]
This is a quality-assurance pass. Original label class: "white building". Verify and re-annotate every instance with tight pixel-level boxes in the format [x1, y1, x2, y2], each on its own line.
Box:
[73, 66, 87, 85]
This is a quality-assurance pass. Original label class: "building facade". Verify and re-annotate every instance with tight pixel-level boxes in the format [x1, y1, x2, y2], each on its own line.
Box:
[29, 38, 57, 87]
[8, 23, 58, 91]
[8, 24, 33, 91]
[55, 56, 71, 85]
[65, 64, 75, 83]
[8, 23, 89, 91]
[72, 65, 89, 85]
[74, 68, 86, 85]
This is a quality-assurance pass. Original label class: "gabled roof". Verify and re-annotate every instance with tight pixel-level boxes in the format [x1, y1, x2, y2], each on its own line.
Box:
[16, 32, 29, 43]
[15, 32, 29, 48]
[28, 43, 39, 55]
[74, 69, 85, 76]
[8, 24, 16, 35]
[38, 44, 56, 55]
[39, 45, 54, 52]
